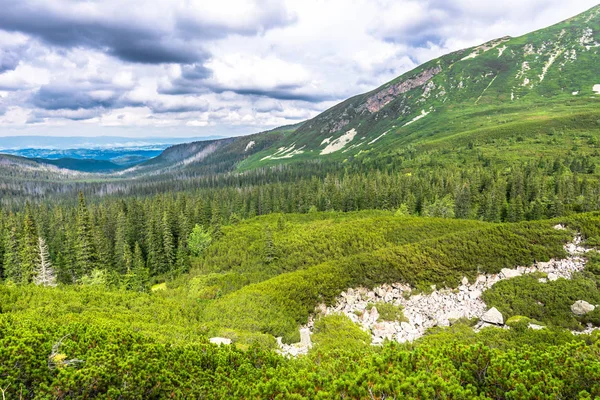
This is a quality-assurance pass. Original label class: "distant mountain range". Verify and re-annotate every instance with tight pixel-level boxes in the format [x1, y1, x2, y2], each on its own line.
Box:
[0, 135, 224, 150]
[0, 135, 225, 172]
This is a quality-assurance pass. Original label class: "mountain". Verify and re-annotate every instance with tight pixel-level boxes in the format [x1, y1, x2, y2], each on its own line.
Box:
[32, 157, 123, 173]
[2, 6, 599, 183]
[133, 4, 599, 176]
[234, 4, 600, 169]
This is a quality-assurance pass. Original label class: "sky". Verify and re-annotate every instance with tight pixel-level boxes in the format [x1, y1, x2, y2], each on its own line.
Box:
[0, 0, 597, 138]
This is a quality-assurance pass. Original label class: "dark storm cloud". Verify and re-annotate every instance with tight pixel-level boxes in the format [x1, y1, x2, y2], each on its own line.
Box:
[0, 1, 205, 64]
[0, 0, 293, 65]
[30, 85, 117, 110]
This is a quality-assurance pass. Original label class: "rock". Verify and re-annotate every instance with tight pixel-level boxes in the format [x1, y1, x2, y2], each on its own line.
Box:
[547, 272, 558, 282]
[481, 307, 504, 325]
[501, 268, 522, 279]
[412, 313, 424, 326]
[571, 300, 596, 315]
[538, 278, 548, 283]
[299, 328, 312, 347]
[447, 310, 463, 325]
[209, 337, 232, 345]
[369, 306, 379, 323]
[553, 224, 566, 230]
[528, 324, 545, 330]
[461, 276, 469, 286]
[469, 290, 482, 300]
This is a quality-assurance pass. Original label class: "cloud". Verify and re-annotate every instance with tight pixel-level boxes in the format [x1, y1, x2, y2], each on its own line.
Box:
[0, 0, 294, 64]
[31, 85, 118, 110]
[29, 108, 102, 122]
[0, 0, 598, 137]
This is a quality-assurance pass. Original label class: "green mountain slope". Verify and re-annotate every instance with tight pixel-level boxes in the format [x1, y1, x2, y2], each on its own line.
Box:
[237, 5, 600, 170]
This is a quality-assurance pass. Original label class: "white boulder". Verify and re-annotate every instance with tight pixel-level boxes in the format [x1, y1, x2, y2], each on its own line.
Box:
[481, 307, 504, 325]
[571, 300, 596, 315]
[501, 268, 522, 279]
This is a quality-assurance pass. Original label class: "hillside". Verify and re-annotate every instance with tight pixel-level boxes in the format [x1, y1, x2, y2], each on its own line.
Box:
[238, 5, 600, 169]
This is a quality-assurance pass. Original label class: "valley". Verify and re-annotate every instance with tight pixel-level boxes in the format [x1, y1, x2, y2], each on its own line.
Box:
[1, 3, 600, 399]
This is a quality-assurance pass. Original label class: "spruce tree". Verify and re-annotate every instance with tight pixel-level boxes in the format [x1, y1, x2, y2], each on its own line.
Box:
[75, 192, 97, 277]
[19, 206, 39, 283]
[162, 211, 175, 271]
[114, 211, 131, 274]
[131, 242, 149, 292]
[174, 239, 190, 276]
[2, 215, 20, 282]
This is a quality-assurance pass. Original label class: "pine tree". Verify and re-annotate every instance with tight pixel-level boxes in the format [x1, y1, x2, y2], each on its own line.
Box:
[2, 215, 20, 282]
[454, 185, 471, 219]
[263, 227, 278, 264]
[174, 239, 190, 276]
[75, 192, 97, 277]
[114, 211, 131, 274]
[131, 242, 149, 292]
[19, 206, 39, 283]
[162, 211, 175, 271]
[34, 237, 56, 287]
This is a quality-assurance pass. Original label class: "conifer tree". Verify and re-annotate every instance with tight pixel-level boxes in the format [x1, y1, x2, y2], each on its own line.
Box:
[162, 211, 175, 270]
[19, 206, 39, 283]
[75, 192, 97, 277]
[174, 239, 190, 276]
[131, 242, 149, 292]
[34, 237, 56, 287]
[114, 211, 131, 274]
[2, 215, 20, 282]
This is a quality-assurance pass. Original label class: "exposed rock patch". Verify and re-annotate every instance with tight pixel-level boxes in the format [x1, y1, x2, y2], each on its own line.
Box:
[278, 233, 591, 356]
[572, 300, 596, 315]
[244, 141, 255, 152]
[321, 129, 357, 155]
[362, 67, 442, 114]
[481, 307, 504, 325]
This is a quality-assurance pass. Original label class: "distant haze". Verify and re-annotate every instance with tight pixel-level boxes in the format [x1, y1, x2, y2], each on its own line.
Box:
[0, 136, 223, 150]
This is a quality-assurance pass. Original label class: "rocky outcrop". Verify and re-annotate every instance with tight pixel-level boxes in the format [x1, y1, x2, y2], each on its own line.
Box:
[278, 233, 591, 356]
[571, 300, 596, 315]
[362, 66, 442, 114]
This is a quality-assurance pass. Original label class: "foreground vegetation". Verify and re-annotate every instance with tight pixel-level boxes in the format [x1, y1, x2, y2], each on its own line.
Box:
[1, 211, 600, 397]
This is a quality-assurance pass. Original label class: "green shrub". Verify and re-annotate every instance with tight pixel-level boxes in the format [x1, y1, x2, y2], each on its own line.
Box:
[367, 302, 407, 322]
[482, 274, 600, 330]
[311, 315, 371, 353]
